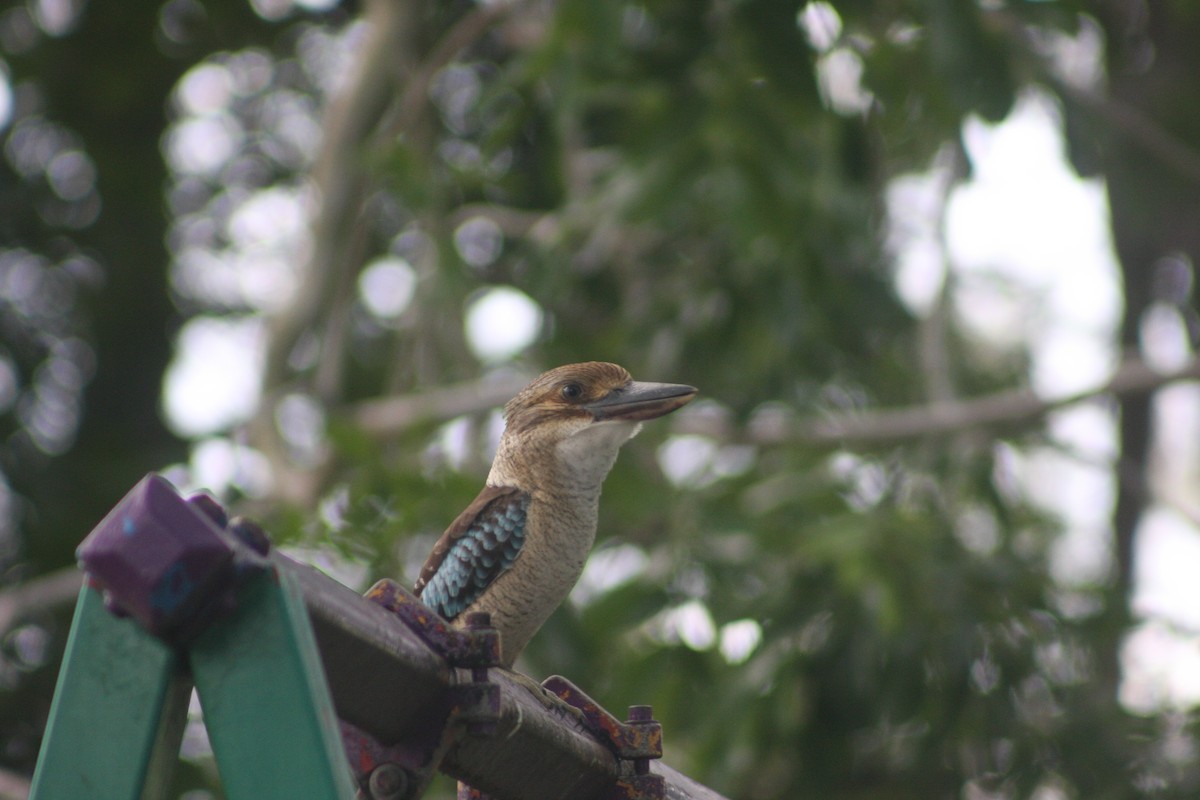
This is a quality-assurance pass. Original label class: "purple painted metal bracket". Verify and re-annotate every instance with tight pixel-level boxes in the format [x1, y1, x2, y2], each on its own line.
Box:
[364, 579, 500, 673]
[342, 579, 502, 799]
[75, 473, 269, 645]
[542, 675, 665, 800]
[340, 700, 457, 800]
[364, 580, 501, 736]
[340, 717, 430, 800]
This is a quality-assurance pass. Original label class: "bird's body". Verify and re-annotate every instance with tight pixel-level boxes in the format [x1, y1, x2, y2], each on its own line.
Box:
[415, 362, 695, 666]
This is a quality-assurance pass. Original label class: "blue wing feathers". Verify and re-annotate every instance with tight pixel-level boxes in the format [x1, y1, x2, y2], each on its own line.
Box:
[417, 487, 530, 620]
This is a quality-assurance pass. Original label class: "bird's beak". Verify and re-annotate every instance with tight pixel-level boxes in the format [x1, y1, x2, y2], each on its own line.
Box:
[585, 381, 697, 422]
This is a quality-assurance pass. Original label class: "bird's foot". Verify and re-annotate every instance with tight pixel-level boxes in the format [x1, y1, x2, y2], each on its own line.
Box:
[499, 668, 587, 722]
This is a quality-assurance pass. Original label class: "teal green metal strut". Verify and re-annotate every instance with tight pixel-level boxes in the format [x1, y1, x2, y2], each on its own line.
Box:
[30, 476, 355, 800]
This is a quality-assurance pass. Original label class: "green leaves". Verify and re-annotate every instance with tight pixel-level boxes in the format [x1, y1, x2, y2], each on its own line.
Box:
[9, 0, 1200, 797]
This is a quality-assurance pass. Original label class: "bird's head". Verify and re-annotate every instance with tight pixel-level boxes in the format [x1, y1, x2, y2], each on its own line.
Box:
[491, 362, 697, 488]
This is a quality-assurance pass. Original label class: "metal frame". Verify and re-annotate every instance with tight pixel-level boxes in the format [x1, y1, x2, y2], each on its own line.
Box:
[29, 475, 728, 800]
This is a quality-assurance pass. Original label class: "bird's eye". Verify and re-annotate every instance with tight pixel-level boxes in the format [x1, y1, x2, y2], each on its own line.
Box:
[560, 382, 583, 401]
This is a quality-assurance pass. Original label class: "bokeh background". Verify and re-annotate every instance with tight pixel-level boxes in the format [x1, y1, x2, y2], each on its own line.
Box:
[1, 0, 1199, 797]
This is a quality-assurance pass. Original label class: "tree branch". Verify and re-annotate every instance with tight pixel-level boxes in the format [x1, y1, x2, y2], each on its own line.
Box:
[381, 0, 533, 145]
[1052, 77, 1200, 185]
[672, 357, 1200, 447]
[264, 0, 419, 395]
[343, 358, 1200, 446]
[988, 7, 1200, 185]
[448, 202, 552, 239]
[350, 370, 531, 435]
[0, 567, 84, 635]
[254, 1, 539, 508]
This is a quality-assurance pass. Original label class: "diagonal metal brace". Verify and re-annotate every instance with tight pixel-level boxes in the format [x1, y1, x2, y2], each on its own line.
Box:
[541, 675, 665, 800]
[341, 579, 502, 799]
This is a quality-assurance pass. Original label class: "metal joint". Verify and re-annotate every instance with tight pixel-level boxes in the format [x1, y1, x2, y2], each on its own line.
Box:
[541, 676, 666, 800]
[340, 719, 426, 800]
[342, 581, 504, 799]
[365, 580, 500, 668]
[364, 580, 501, 734]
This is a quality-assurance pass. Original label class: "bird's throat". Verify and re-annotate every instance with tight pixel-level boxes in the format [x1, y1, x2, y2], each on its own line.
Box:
[553, 419, 640, 489]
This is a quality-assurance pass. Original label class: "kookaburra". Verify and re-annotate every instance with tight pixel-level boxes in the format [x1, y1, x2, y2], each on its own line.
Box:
[414, 362, 696, 666]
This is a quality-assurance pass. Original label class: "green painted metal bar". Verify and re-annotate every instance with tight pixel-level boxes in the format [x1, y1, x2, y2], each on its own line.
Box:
[29, 585, 189, 800]
[189, 568, 356, 800]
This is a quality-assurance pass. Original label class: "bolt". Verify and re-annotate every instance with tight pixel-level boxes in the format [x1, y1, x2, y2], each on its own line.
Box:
[461, 611, 500, 736]
[627, 705, 653, 723]
[627, 705, 656, 775]
[228, 516, 271, 556]
[187, 493, 228, 529]
[101, 591, 129, 619]
[464, 611, 497, 681]
[367, 763, 409, 800]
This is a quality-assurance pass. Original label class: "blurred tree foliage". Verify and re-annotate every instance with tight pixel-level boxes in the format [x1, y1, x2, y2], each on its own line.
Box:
[1, 0, 1199, 798]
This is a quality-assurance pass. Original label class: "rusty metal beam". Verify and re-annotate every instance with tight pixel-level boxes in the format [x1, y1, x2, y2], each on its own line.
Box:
[283, 554, 729, 800]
